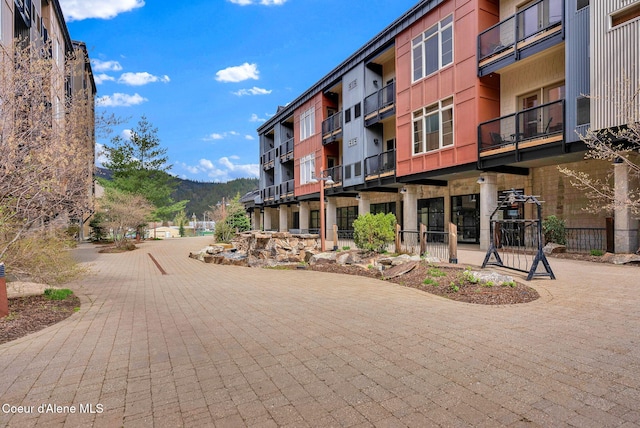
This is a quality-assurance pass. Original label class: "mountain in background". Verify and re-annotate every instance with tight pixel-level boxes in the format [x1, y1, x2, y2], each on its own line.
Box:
[96, 167, 258, 218]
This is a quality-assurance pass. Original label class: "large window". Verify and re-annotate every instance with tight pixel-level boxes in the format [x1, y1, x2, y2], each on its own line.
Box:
[412, 97, 454, 154]
[412, 15, 453, 82]
[300, 107, 315, 140]
[300, 154, 315, 185]
[337, 206, 359, 231]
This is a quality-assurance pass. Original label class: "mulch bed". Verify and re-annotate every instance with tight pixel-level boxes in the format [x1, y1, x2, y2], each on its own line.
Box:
[0, 295, 80, 344]
[307, 261, 540, 305]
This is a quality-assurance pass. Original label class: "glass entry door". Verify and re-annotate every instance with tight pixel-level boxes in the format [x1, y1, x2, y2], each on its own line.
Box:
[451, 194, 479, 243]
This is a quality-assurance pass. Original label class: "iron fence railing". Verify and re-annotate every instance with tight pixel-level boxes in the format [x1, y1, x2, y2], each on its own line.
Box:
[565, 228, 606, 253]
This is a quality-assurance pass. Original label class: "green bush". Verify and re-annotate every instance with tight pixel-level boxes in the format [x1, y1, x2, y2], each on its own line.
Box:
[590, 249, 604, 256]
[353, 213, 396, 253]
[542, 215, 566, 245]
[44, 288, 74, 300]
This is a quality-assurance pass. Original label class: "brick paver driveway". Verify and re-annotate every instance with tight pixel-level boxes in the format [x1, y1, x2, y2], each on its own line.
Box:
[1, 237, 639, 427]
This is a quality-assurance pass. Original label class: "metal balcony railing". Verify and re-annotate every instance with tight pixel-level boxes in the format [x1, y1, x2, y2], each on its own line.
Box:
[261, 147, 276, 170]
[279, 137, 294, 162]
[261, 185, 277, 202]
[364, 81, 396, 125]
[322, 165, 342, 187]
[278, 180, 294, 198]
[478, 99, 565, 154]
[364, 150, 395, 179]
[322, 111, 342, 141]
[478, 0, 563, 71]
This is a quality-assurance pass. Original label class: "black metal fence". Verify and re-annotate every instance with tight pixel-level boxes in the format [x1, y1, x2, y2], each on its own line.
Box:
[565, 228, 606, 253]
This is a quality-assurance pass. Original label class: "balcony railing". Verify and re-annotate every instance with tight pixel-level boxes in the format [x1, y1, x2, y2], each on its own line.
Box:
[364, 150, 395, 180]
[478, 99, 565, 157]
[261, 185, 277, 202]
[478, 0, 563, 75]
[279, 180, 294, 199]
[322, 111, 342, 144]
[261, 148, 276, 170]
[322, 165, 343, 188]
[279, 137, 294, 163]
[364, 81, 396, 126]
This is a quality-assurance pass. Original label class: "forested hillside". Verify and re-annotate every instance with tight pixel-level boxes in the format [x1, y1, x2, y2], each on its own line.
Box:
[172, 177, 258, 217]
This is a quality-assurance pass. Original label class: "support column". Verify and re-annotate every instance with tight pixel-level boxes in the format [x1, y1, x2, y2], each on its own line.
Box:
[402, 186, 418, 231]
[479, 172, 498, 251]
[325, 197, 337, 242]
[252, 208, 262, 231]
[278, 205, 289, 232]
[299, 202, 310, 232]
[263, 207, 273, 231]
[614, 162, 639, 253]
[357, 193, 371, 215]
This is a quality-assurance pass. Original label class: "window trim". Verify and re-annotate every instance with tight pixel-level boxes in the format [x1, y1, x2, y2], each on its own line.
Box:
[412, 97, 454, 155]
[411, 15, 454, 83]
[300, 107, 315, 141]
[300, 153, 315, 185]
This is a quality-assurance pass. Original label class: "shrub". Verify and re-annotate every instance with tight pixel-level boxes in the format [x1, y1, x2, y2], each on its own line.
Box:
[542, 215, 566, 245]
[353, 213, 396, 253]
[44, 288, 74, 300]
[590, 249, 604, 256]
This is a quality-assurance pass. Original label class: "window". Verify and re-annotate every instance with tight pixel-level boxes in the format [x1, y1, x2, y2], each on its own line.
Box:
[300, 154, 315, 185]
[577, 96, 590, 126]
[411, 15, 454, 82]
[344, 108, 351, 123]
[354, 103, 361, 118]
[611, 3, 640, 28]
[412, 97, 454, 154]
[371, 202, 396, 217]
[337, 206, 358, 231]
[310, 210, 320, 231]
[300, 108, 315, 140]
[576, 0, 588, 11]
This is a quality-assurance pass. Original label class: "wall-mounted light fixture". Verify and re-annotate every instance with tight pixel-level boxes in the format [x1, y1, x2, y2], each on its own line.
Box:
[614, 157, 624, 164]
[400, 187, 407, 194]
[373, 79, 379, 87]
[476, 177, 485, 184]
[355, 193, 361, 200]
[373, 138, 379, 145]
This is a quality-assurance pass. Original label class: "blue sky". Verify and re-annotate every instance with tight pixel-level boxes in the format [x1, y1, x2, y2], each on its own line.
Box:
[61, 0, 420, 182]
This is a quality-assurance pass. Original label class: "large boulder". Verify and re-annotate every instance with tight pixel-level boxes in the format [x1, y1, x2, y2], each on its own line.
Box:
[543, 243, 566, 255]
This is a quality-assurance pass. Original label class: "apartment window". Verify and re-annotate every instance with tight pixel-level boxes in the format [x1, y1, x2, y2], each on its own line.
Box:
[611, 3, 640, 28]
[344, 108, 351, 123]
[354, 103, 361, 118]
[337, 206, 358, 231]
[300, 154, 315, 185]
[300, 108, 315, 140]
[576, 0, 588, 11]
[412, 15, 454, 82]
[371, 202, 396, 216]
[412, 97, 454, 154]
[577, 96, 590, 126]
[310, 210, 320, 231]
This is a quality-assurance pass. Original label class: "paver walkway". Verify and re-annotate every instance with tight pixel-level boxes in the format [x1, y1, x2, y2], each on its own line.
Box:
[1, 237, 639, 427]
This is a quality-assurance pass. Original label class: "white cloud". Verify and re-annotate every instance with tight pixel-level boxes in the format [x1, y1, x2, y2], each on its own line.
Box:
[96, 93, 147, 107]
[228, 0, 287, 5]
[245, 135, 255, 140]
[249, 113, 266, 123]
[94, 73, 115, 85]
[91, 59, 123, 72]
[118, 72, 170, 86]
[121, 129, 133, 140]
[215, 63, 259, 83]
[203, 131, 240, 141]
[95, 143, 108, 166]
[60, 0, 145, 21]
[233, 87, 272, 96]
[181, 157, 259, 182]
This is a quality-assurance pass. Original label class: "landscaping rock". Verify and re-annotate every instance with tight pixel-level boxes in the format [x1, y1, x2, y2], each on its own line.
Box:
[309, 252, 337, 265]
[383, 261, 419, 279]
[543, 243, 566, 255]
[467, 270, 515, 286]
[601, 252, 640, 265]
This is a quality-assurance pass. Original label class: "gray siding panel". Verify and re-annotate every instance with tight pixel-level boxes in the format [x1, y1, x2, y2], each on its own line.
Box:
[565, 0, 590, 142]
[591, 0, 640, 130]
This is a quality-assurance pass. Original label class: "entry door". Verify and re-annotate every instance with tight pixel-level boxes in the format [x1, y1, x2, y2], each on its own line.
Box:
[521, 93, 539, 138]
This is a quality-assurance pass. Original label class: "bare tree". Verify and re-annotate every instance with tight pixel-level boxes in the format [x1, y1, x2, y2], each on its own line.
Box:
[96, 187, 154, 248]
[558, 85, 640, 217]
[0, 39, 95, 270]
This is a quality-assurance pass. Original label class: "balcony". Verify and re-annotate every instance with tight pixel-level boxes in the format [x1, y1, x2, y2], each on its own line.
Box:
[279, 137, 294, 163]
[322, 111, 342, 145]
[478, 0, 564, 77]
[478, 99, 565, 164]
[364, 81, 396, 126]
[261, 148, 276, 171]
[322, 165, 343, 188]
[262, 185, 277, 203]
[364, 150, 396, 181]
[278, 180, 294, 200]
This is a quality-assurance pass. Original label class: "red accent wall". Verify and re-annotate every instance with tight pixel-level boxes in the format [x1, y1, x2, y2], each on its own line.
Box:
[395, 0, 500, 178]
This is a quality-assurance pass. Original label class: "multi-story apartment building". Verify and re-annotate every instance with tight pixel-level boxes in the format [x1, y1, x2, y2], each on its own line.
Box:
[1, 0, 97, 239]
[256, 0, 639, 253]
